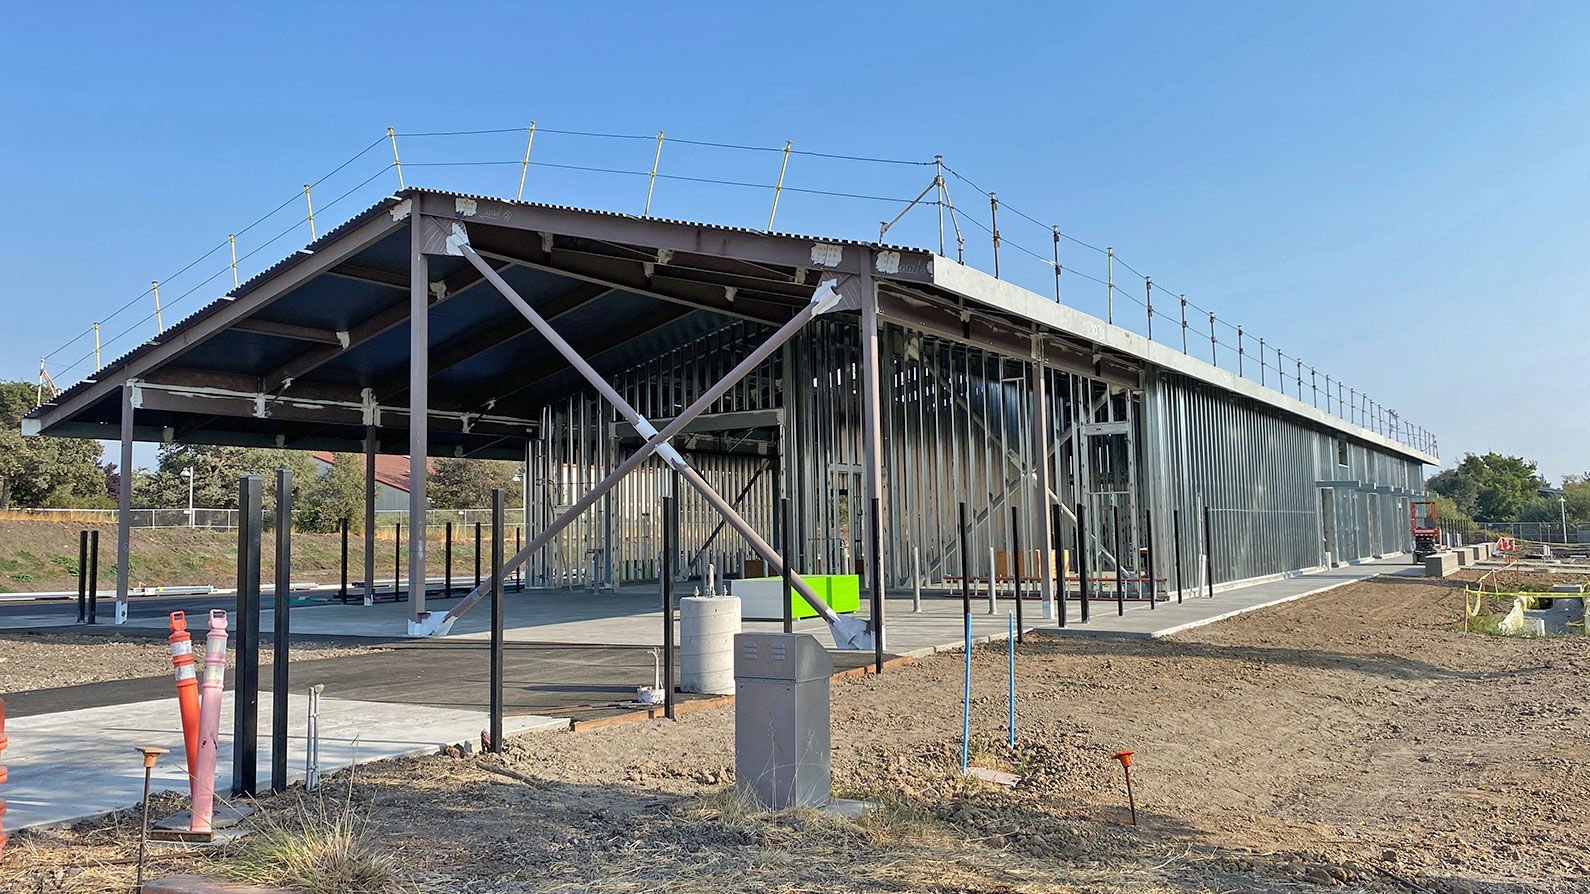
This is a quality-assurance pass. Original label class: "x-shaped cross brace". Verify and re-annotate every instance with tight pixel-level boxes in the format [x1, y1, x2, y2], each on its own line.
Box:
[410, 219, 874, 650]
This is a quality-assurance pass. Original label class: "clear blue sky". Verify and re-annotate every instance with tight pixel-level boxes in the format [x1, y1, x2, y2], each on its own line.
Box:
[3, 2, 1586, 480]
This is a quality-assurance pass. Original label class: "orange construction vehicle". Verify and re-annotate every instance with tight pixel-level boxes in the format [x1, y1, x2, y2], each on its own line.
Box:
[1411, 499, 1439, 562]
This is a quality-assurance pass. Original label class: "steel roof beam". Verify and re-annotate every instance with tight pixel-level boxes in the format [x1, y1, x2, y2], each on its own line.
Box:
[412, 190, 934, 284]
[374, 281, 614, 402]
[472, 303, 693, 411]
[233, 319, 346, 345]
[326, 262, 409, 289]
[28, 208, 409, 435]
[132, 384, 536, 440]
[261, 255, 515, 394]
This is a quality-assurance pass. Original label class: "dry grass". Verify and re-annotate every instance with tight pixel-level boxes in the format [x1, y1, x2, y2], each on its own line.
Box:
[514, 773, 1192, 894]
[223, 779, 417, 894]
[0, 792, 211, 893]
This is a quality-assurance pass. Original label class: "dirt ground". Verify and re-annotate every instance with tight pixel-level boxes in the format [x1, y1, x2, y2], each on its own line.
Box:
[4, 571, 1587, 893]
[0, 632, 381, 692]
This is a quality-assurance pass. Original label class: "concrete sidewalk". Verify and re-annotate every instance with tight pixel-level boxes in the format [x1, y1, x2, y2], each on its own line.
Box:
[1041, 556, 1421, 639]
[3, 692, 565, 830]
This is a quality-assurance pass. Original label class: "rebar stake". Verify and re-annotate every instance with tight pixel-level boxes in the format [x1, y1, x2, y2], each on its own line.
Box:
[135, 746, 167, 891]
[1109, 750, 1138, 825]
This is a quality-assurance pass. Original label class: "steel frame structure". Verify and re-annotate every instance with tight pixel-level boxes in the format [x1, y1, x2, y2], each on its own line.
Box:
[25, 188, 1436, 644]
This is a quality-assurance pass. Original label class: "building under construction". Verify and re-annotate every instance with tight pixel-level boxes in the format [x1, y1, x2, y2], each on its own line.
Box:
[24, 188, 1437, 641]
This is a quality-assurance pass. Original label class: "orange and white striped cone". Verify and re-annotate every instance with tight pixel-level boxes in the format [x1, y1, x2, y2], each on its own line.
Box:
[191, 610, 228, 834]
[169, 612, 200, 796]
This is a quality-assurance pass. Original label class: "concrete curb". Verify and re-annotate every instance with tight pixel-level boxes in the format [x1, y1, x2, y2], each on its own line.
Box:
[143, 875, 293, 894]
[1034, 570, 1399, 640]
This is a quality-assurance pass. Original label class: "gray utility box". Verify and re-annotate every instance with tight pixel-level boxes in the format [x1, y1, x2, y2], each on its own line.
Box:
[734, 632, 834, 809]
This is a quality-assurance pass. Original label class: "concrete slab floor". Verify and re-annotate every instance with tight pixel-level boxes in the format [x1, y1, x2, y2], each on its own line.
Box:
[1039, 556, 1422, 639]
[2, 691, 565, 830]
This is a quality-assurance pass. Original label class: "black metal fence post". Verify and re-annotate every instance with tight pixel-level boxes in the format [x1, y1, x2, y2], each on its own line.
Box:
[1173, 509, 1185, 604]
[77, 530, 88, 623]
[869, 496, 884, 673]
[233, 474, 262, 797]
[87, 529, 99, 624]
[1010, 505, 1024, 643]
[780, 497, 794, 633]
[515, 526, 523, 592]
[444, 521, 453, 597]
[394, 522, 402, 598]
[1051, 503, 1066, 628]
[489, 488, 504, 753]
[1075, 502, 1090, 623]
[271, 468, 292, 794]
[1203, 505, 1215, 598]
[474, 522, 482, 591]
[1144, 509, 1156, 611]
[338, 518, 349, 604]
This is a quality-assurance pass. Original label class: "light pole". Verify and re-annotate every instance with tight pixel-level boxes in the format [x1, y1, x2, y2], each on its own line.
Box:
[1561, 495, 1569, 544]
[181, 467, 194, 527]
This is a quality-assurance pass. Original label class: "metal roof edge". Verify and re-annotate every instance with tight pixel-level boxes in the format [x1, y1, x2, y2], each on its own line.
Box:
[930, 257, 1439, 466]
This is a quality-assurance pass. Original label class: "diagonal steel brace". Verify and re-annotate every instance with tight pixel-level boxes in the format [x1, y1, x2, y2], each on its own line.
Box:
[416, 219, 872, 649]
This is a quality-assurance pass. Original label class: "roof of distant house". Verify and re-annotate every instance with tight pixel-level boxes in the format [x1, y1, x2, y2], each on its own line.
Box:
[309, 450, 432, 494]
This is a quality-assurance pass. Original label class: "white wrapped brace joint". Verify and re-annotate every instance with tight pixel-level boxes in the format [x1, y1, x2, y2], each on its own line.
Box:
[408, 611, 456, 638]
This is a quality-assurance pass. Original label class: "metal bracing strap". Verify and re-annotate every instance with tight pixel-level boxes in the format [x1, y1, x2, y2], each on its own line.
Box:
[688, 463, 768, 572]
[430, 223, 867, 648]
[922, 365, 1119, 576]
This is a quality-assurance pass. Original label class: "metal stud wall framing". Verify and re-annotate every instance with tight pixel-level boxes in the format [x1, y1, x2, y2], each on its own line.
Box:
[1144, 370, 1423, 595]
[518, 312, 1424, 604]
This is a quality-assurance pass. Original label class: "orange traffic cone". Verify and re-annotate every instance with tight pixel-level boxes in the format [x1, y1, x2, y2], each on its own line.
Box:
[169, 612, 200, 794]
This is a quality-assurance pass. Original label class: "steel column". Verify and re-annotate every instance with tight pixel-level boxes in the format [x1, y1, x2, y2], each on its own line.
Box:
[363, 426, 376, 606]
[489, 488, 504, 751]
[115, 382, 133, 625]
[860, 276, 885, 665]
[1029, 354, 1056, 619]
[407, 221, 429, 625]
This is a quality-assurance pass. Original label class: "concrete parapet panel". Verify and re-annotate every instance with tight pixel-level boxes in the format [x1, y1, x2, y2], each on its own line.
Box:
[1424, 552, 1458, 578]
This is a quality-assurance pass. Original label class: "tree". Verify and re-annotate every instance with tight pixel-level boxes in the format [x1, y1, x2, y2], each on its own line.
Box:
[427, 458, 521, 510]
[1426, 467, 1479, 517]
[296, 453, 366, 532]
[133, 444, 321, 527]
[1563, 474, 1590, 525]
[0, 380, 107, 509]
[1518, 496, 1562, 525]
[1427, 452, 1544, 521]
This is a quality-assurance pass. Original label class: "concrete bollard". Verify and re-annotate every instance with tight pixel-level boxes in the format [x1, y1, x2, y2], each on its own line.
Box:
[680, 595, 741, 695]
